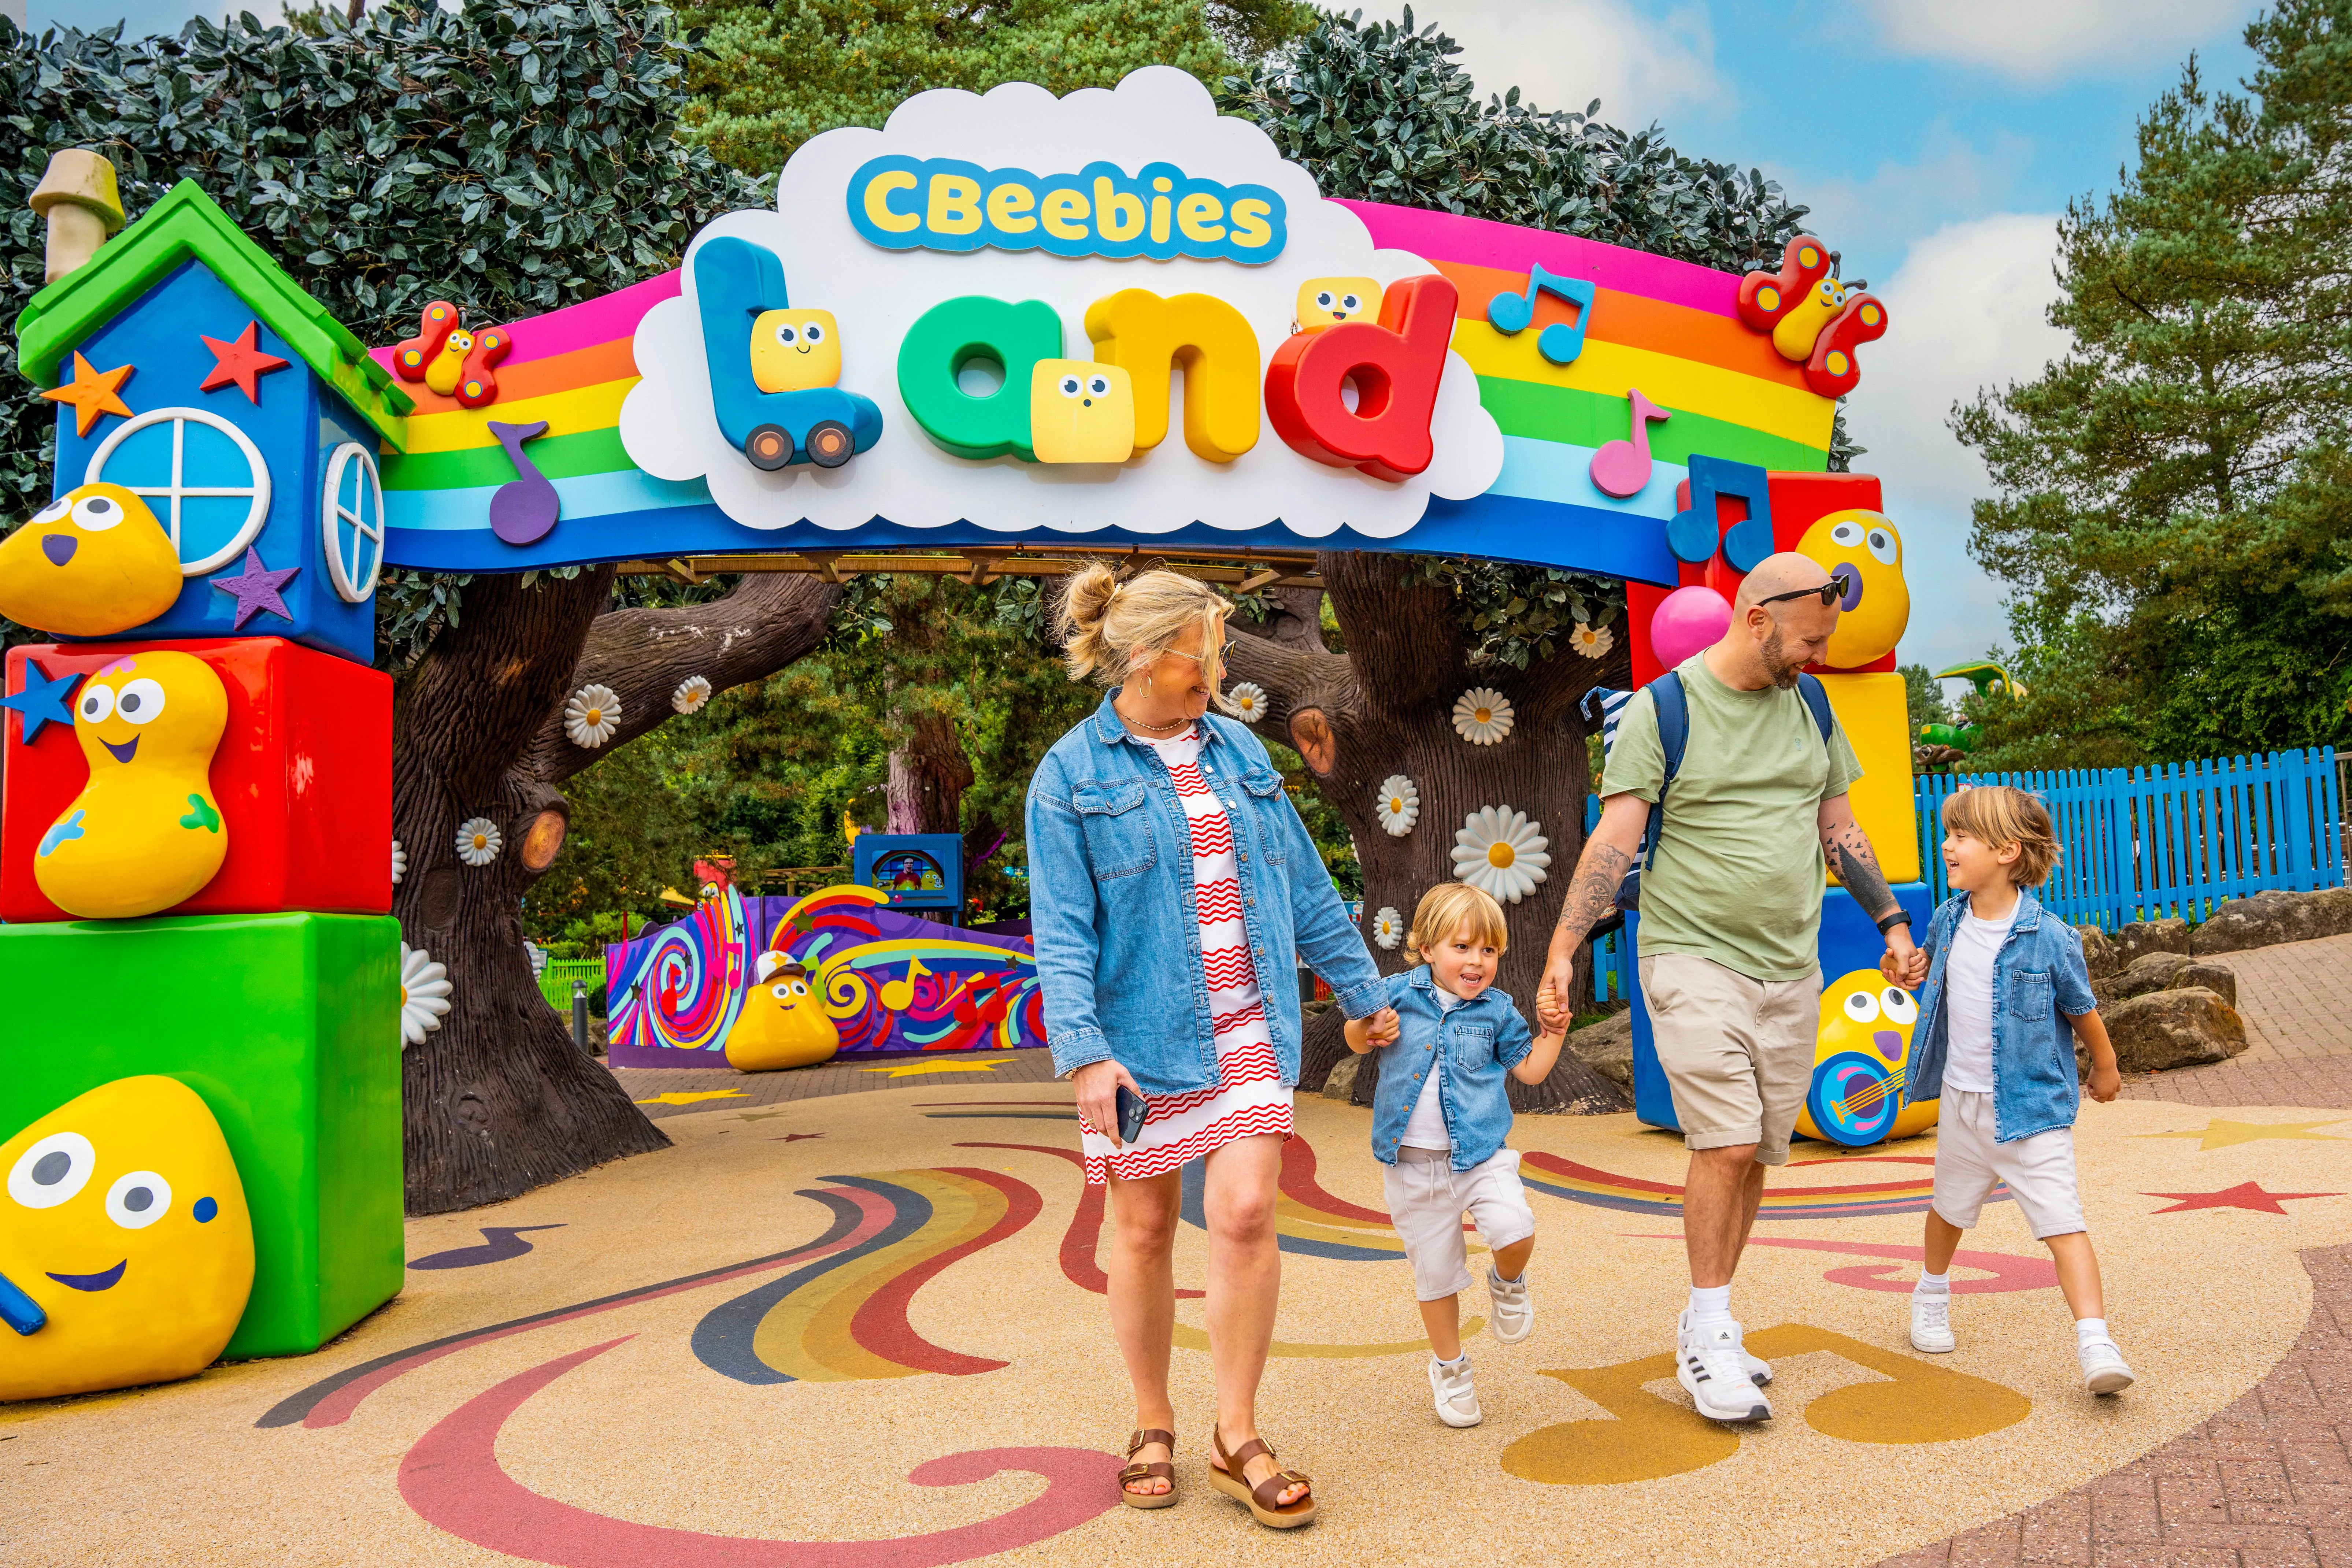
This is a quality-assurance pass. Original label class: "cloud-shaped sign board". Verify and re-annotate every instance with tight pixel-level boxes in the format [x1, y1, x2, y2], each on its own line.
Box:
[619, 67, 1503, 540]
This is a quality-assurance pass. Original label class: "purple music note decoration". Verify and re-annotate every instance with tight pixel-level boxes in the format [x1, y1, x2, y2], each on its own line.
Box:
[487, 419, 559, 546]
[1589, 389, 1668, 498]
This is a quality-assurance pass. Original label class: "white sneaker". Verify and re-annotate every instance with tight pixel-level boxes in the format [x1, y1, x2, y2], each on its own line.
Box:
[1487, 1268, 1534, 1345]
[1676, 1312, 1771, 1424]
[2079, 1338, 2135, 1395]
[1428, 1354, 1483, 1427]
[1910, 1290, 1955, 1353]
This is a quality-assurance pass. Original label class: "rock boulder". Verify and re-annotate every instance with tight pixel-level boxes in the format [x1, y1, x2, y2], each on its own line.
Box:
[2100, 950, 2240, 1010]
[1321, 1052, 1362, 1101]
[2118, 916, 2192, 965]
[2077, 923, 2121, 978]
[2102, 987, 2248, 1074]
[2192, 887, 2352, 956]
[1568, 1011, 1636, 1092]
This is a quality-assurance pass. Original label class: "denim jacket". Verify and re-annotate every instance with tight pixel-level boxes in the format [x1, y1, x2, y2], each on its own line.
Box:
[1365, 967, 1535, 1170]
[1026, 689, 1386, 1095]
[1901, 887, 2100, 1142]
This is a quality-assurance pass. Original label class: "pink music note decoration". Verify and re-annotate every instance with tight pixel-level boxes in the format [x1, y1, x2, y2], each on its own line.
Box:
[1588, 389, 1668, 498]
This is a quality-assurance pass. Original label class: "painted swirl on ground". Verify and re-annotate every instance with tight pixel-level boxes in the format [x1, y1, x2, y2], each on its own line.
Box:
[399, 1337, 1117, 1567]
[1521, 1150, 2001, 1221]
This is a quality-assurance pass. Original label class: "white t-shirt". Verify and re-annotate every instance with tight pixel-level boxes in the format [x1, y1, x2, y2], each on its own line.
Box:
[1400, 990, 1466, 1149]
[1939, 905, 2017, 1094]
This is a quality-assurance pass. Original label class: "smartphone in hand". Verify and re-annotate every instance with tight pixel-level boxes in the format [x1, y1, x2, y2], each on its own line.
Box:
[1115, 1084, 1148, 1145]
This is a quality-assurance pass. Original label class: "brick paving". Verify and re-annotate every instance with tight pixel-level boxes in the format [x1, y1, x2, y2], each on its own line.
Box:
[2208, 935, 2352, 1064]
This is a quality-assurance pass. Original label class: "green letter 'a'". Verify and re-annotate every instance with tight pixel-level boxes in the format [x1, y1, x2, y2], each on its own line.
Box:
[897, 296, 1063, 461]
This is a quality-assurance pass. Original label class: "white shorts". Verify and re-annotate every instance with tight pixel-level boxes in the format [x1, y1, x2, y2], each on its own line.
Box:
[1382, 1146, 1537, 1302]
[1931, 1089, 2086, 1239]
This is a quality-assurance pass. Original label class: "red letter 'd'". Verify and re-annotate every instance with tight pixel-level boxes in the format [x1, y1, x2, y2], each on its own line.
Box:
[1264, 274, 1457, 480]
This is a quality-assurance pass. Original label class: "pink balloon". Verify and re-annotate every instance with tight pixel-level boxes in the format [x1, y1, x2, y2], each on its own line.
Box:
[1650, 585, 1731, 669]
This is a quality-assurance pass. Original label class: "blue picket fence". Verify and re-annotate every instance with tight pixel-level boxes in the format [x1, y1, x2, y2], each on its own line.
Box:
[1913, 748, 2342, 930]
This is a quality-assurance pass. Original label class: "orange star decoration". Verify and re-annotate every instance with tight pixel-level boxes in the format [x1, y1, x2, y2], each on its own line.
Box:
[198, 321, 290, 403]
[39, 351, 134, 437]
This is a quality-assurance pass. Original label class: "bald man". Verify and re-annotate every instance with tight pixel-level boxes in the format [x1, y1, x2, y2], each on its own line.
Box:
[1538, 552, 1919, 1425]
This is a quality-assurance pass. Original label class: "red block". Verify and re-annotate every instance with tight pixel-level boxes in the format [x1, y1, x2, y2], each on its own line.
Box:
[3, 638, 390, 921]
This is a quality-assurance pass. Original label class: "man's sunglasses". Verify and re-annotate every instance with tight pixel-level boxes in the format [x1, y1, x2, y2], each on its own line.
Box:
[1756, 567, 1854, 609]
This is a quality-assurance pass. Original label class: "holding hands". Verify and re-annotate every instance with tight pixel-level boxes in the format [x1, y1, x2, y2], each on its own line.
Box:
[1879, 933, 1927, 990]
[1344, 1007, 1401, 1053]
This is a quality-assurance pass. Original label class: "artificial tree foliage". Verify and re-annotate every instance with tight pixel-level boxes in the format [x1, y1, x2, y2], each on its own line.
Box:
[1954, 1, 2352, 767]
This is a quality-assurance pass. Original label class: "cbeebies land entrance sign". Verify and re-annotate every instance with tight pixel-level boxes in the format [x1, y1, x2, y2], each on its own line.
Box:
[619, 67, 1507, 544]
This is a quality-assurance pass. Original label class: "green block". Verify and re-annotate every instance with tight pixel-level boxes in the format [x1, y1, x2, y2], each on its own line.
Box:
[0, 912, 402, 1358]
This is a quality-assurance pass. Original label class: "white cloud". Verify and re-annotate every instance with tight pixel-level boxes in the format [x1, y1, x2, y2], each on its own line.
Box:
[620, 68, 1501, 540]
[1855, 211, 2072, 672]
[1355, 0, 1722, 126]
[1852, 0, 2250, 84]
[1768, 126, 2034, 273]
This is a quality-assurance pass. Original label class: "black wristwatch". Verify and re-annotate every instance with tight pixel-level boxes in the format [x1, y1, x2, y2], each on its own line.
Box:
[1875, 909, 1913, 934]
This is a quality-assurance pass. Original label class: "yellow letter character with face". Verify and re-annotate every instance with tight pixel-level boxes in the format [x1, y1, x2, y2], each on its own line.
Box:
[748, 310, 844, 393]
[725, 953, 843, 1072]
[1029, 360, 1135, 464]
[1294, 277, 1379, 333]
[0, 484, 182, 638]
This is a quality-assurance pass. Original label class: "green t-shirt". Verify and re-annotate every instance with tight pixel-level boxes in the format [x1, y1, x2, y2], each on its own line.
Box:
[1600, 654, 1864, 982]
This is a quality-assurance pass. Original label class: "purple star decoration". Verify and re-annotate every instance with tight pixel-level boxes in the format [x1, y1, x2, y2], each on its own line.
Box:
[210, 546, 300, 631]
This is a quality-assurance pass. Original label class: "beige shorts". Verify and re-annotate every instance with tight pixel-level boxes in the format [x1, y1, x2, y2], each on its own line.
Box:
[1931, 1089, 2086, 1239]
[1382, 1146, 1536, 1302]
[1638, 953, 1821, 1166]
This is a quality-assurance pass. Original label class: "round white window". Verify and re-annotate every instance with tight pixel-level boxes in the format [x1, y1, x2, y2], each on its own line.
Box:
[84, 406, 272, 577]
[321, 441, 385, 603]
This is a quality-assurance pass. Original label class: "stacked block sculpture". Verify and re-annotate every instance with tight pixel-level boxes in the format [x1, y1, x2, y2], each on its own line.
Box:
[0, 169, 406, 1393]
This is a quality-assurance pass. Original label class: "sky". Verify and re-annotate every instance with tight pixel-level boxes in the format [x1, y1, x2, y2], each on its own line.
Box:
[39, 0, 2271, 688]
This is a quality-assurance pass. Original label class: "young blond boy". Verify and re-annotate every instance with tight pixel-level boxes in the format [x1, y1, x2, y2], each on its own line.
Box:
[1345, 884, 1566, 1427]
[1890, 785, 2134, 1394]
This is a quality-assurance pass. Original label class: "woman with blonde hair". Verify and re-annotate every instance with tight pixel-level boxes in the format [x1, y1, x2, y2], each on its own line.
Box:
[1026, 563, 1385, 1528]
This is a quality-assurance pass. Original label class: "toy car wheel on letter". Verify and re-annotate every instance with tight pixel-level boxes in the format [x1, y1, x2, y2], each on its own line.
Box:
[805, 421, 855, 468]
[745, 425, 792, 471]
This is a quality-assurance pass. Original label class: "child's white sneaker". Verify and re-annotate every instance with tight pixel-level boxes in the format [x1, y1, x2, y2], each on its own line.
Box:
[1487, 1267, 1533, 1344]
[1910, 1289, 1955, 1353]
[1675, 1312, 1771, 1424]
[2079, 1337, 2135, 1395]
[1428, 1353, 1482, 1427]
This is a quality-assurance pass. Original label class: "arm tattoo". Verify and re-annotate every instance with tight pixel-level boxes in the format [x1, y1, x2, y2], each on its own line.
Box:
[1823, 820, 1899, 920]
[1552, 841, 1633, 949]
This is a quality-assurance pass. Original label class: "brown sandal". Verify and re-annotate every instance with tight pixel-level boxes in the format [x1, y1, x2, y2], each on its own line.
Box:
[1208, 1426, 1316, 1528]
[1118, 1428, 1177, 1509]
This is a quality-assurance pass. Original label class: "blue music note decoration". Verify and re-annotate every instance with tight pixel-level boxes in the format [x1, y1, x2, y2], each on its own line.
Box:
[1666, 455, 1775, 570]
[1486, 263, 1597, 365]
[487, 419, 560, 546]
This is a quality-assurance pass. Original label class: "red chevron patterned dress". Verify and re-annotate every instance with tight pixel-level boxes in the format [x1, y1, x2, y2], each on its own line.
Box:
[1080, 727, 1291, 1185]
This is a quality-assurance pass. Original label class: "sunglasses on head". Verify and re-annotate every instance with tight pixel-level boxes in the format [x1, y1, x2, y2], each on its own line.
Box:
[1756, 567, 1853, 609]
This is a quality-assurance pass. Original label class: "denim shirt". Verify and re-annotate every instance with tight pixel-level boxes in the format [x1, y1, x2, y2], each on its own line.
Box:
[1026, 689, 1386, 1095]
[1365, 967, 1535, 1170]
[1901, 887, 2100, 1142]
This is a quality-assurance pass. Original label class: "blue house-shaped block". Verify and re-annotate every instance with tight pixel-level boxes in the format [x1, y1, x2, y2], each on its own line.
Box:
[16, 183, 411, 665]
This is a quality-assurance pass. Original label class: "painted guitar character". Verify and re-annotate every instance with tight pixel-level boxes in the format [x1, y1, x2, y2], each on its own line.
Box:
[693, 237, 883, 471]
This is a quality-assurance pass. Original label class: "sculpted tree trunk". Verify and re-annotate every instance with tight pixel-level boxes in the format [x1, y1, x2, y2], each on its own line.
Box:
[885, 707, 974, 835]
[396, 569, 844, 1214]
[1227, 553, 1630, 1114]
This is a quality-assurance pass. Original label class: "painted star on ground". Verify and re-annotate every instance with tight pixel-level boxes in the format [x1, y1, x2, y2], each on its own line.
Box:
[860, 1058, 1014, 1078]
[39, 351, 133, 437]
[198, 320, 290, 403]
[2139, 1117, 2351, 1152]
[632, 1089, 745, 1106]
[2, 659, 80, 744]
[2143, 1181, 2347, 1216]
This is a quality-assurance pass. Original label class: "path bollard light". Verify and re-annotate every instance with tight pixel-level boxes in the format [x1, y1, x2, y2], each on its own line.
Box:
[573, 979, 589, 1053]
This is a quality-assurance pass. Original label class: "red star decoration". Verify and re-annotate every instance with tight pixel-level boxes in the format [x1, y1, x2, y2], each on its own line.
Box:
[2143, 1181, 2344, 1216]
[198, 320, 291, 403]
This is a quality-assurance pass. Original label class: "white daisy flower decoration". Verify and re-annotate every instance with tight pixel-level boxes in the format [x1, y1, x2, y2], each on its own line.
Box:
[1223, 681, 1268, 724]
[1451, 806, 1551, 904]
[390, 839, 407, 886]
[1375, 774, 1421, 837]
[565, 683, 622, 748]
[399, 941, 453, 1047]
[1452, 686, 1515, 745]
[1569, 622, 1615, 659]
[672, 674, 712, 715]
[456, 816, 502, 867]
[1371, 906, 1404, 950]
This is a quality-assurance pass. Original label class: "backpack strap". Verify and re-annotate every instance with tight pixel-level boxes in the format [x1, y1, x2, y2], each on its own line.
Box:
[1794, 671, 1835, 745]
[1640, 671, 1688, 872]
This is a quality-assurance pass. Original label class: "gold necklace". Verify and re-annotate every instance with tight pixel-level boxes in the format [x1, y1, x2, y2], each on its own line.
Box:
[1119, 706, 1190, 734]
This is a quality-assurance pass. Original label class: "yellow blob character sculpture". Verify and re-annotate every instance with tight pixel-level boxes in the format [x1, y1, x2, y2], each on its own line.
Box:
[1795, 971, 1938, 1148]
[0, 484, 182, 638]
[1029, 360, 1135, 464]
[1771, 274, 1848, 362]
[1798, 509, 1911, 669]
[1294, 277, 1379, 332]
[423, 328, 474, 397]
[0, 1076, 254, 1401]
[725, 953, 842, 1072]
[33, 650, 229, 919]
[748, 309, 843, 394]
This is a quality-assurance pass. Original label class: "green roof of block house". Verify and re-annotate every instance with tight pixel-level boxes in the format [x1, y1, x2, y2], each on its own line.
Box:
[15, 180, 411, 450]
